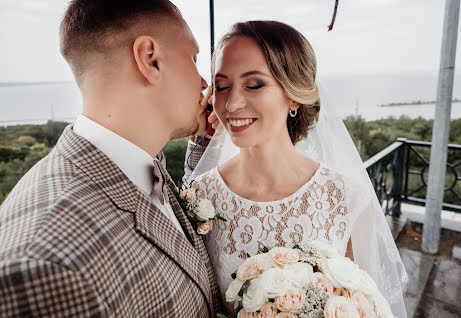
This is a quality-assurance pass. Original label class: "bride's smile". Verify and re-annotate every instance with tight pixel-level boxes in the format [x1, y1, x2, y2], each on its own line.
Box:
[227, 117, 257, 132]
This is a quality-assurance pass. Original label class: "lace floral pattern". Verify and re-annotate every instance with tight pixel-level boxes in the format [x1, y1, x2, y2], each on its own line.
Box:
[192, 163, 355, 307]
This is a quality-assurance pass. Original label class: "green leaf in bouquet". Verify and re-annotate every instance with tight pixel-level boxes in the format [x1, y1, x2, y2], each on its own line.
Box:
[187, 210, 198, 221]
[246, 252, 251, 258]
[216, 314, 229, 318]
[293, 244, 301, 250]
[216, 214, 227, 222]
[238, 280, 251, 297]
[259, 246, 269, 253]
[231, 272, 237, 279]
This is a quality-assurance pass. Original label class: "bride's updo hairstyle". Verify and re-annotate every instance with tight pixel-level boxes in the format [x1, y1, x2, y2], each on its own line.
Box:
[212, 21, 320, 145]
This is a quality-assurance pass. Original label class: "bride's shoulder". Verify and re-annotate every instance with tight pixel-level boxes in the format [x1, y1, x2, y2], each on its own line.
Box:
[314, 162, 360, 191]
[314, 162, 345, 182]
[316, 162, 366, 193]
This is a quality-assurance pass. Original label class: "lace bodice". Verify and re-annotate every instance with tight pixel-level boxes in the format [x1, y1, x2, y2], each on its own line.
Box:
[192, 163, 356, 310]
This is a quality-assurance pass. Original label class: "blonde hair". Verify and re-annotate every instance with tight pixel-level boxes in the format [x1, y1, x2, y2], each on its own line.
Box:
[212, 21, 320, 144]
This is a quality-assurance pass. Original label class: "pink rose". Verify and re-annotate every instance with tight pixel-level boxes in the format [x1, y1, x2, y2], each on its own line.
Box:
[310, 272, 334, 294]
[350, 291, 377, 318]
[274, 313, 296, 318]
[179, 188, 196, 201]
[324, 296, 360, 318]
[275, 289, 305, 314]
[237, 258, 262, 281]
[237, 309, 258, 318]
[257, 302, 278, 318]
[333, 287, 350, 297]
[269, 247, 300, 268]
[197, 220, 213, 235]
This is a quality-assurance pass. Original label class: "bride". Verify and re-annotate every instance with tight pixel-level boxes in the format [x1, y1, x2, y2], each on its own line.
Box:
[185, 20, 407, 317]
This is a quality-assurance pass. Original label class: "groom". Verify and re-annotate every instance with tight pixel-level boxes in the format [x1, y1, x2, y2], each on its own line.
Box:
[0, 1, 220, 317]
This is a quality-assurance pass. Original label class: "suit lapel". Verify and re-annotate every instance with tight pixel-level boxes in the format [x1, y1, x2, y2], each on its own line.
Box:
[56, 125, 212, 313]
[133, 190, 212, 311]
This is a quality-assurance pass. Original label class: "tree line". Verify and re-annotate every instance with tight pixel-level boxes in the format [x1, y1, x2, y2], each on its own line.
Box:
[1, 117, 461, 205]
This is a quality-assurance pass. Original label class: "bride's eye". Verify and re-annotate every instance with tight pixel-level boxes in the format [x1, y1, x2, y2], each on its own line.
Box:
[245, 79, 266, 90]
[215, 86, 230, 92]
[246, 84, 264, 90]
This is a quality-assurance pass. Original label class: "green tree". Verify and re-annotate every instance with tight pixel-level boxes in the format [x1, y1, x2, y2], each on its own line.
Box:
[162, 137, 188, 186]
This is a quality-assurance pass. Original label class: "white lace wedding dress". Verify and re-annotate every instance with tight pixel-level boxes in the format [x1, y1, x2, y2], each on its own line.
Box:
[192, 162, 360, 313]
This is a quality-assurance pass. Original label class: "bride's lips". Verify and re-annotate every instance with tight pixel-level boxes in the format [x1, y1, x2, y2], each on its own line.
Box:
[228, 117, 257, 133]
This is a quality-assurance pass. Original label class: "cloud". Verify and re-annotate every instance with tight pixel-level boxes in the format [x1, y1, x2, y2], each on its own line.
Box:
[0, 0, 458, 82]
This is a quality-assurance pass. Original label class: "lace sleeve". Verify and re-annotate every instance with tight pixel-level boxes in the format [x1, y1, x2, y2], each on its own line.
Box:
[344, 176, 408, 318]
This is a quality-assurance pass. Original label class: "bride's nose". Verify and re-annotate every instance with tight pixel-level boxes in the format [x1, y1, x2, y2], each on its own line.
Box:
[225, 88, 246, 113]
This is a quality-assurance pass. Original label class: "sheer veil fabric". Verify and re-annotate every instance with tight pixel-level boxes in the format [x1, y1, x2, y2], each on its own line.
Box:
[188, 85, 408, 317]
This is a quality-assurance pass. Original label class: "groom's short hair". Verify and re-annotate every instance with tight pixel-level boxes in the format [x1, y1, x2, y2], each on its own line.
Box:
[60, 0, 182, 85]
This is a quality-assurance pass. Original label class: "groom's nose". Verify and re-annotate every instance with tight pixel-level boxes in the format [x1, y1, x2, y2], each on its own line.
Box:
[200, 76, 208, 91]
[225, 88, 246, 112]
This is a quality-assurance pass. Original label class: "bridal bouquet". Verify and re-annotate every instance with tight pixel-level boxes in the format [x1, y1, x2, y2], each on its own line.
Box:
[221, 242, 395, 318]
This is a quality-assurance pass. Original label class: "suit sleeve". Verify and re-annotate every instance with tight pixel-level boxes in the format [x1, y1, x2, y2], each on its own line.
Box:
[183, 139, 207, 184]
[0, 258, 107, 318]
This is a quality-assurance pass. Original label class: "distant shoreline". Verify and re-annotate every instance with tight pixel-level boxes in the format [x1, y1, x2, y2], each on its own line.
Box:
[0, 81, 74, 87]
[0, 118, 75, 127]
[379, 99, 461, 107]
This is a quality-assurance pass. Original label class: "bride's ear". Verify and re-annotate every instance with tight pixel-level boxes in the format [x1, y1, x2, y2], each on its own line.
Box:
[288, 100, 301, 111]
[133, 35, 161, 85]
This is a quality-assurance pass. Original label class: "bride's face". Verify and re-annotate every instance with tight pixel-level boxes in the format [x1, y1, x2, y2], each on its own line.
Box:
[213, 36, 293, 148]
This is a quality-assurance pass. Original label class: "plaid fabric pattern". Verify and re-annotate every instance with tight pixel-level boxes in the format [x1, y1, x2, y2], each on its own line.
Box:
[183, 140, 203, 184]
[0, 125, 221, 317]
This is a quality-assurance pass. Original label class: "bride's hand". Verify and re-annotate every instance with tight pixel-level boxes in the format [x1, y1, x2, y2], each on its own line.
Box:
[208, 110, 220, 131]
[195, 86, 220, 140]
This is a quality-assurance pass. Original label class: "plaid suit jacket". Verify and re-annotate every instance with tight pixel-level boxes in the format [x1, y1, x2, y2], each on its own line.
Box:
[0, 125, 221, 317]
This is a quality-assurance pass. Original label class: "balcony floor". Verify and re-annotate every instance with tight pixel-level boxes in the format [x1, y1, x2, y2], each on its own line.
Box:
[387, 212, 461, 318]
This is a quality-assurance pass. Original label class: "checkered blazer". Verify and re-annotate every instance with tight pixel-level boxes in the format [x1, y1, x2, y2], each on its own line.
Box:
[0, 125, 221, 317]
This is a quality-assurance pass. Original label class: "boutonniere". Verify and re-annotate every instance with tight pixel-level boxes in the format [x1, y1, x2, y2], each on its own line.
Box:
[172, 181, 227, 235]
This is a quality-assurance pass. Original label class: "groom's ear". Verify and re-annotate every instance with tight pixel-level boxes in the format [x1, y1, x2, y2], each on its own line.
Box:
[133, 36, 161, 85]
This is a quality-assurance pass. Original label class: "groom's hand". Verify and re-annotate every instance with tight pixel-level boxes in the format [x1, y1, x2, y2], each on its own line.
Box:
[193, 86, 219, 141]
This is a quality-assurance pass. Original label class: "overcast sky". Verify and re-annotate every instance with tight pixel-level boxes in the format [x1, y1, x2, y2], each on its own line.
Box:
[0, 0, 459, 83]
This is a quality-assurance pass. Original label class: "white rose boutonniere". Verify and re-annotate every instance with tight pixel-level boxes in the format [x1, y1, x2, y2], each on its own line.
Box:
[172, 181, 226, 235]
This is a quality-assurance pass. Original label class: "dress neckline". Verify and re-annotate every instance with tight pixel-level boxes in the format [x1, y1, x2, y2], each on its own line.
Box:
[213, 162, 323, 205]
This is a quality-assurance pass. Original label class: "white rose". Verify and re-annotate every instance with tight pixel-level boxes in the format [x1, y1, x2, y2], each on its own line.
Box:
[368, 291, 394, 318]
[226, 278, 245, 303]
[194, 198, 215, 221]
[253, 253, 276, 271]
[283, 262, 313, 289]
[319, 256, 362, 290]
[357, 270, 380, 297]
[260, 268, 294, 299]
[242, 278, 267, 312]
[308, 240, 339, 259]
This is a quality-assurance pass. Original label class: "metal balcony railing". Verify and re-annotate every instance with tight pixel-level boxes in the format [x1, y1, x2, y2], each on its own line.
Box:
[364, 138, 461, 216]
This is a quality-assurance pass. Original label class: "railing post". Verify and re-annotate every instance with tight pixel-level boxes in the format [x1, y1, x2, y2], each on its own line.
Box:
[392, 138, 407, 217]
[422, 0, 459, 254]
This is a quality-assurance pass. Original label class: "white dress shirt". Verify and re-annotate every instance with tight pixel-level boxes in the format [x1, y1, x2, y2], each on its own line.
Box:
[73, 114, 185, 235]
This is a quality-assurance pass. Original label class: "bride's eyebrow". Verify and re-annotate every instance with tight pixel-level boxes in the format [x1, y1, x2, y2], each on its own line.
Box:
[215, 70, 271, 80]
[240, 70, 271, 78]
